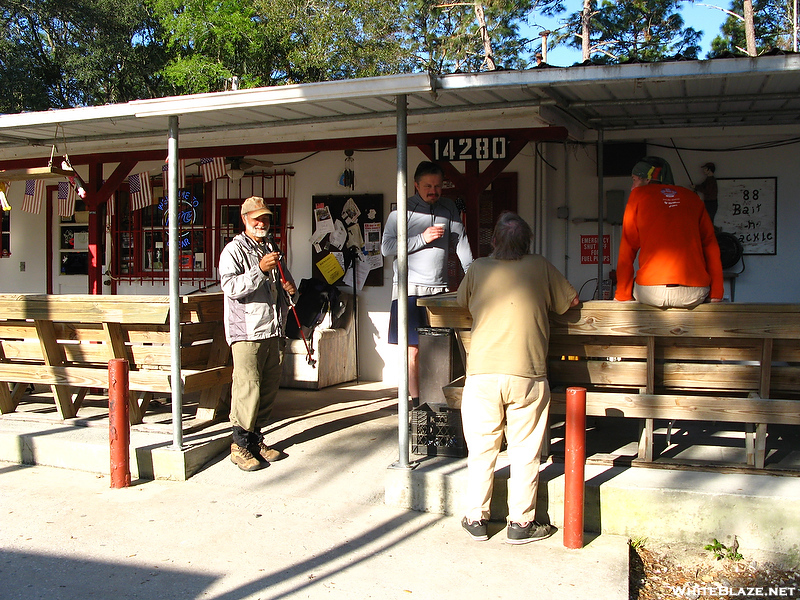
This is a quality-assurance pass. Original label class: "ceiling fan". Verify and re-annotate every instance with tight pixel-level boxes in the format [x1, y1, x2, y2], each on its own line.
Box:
[226, 156, 274, 180]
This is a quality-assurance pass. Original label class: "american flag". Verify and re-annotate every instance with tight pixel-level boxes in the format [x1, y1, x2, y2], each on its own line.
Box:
[162, 159, 186, 194]
[57, 181, 77, 217]
[22, 179, 44, 214]
[200, 157, 226, 182]
[129, 172, 153, 211]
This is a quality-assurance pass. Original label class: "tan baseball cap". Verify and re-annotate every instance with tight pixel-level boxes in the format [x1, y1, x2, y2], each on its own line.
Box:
[240, 196, 272, 218]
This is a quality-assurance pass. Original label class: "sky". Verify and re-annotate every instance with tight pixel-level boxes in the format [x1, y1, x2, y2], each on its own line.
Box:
[520, 1, 731, 66]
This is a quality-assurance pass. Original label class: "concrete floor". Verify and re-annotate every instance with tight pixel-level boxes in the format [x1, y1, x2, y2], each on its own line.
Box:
[2, 382, 800, 567]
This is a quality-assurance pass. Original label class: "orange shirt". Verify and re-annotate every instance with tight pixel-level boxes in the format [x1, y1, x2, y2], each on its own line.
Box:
[615, 184, 723, 301]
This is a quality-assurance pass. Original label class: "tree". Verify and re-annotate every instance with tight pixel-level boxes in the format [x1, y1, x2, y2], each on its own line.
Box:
[0, 0, 170, 112]
[557, 0, 701, 63]
[401, 0, 564, 75]
[709, 0, 795, 56]
[151, 0, 408, 92]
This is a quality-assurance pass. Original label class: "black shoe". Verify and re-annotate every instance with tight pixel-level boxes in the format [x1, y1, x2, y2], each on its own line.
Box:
[461, 516, 488, 541]
[506, 521, 556, 545]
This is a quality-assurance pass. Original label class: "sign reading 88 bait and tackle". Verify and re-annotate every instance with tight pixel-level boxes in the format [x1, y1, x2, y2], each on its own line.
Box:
[716, 178, 777, 255]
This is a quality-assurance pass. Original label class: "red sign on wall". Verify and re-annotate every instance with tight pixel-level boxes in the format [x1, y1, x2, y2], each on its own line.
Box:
[580, 235, 611, 265]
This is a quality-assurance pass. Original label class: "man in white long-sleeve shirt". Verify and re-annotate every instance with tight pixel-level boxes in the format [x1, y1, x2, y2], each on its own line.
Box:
[381, 161, 473, 406]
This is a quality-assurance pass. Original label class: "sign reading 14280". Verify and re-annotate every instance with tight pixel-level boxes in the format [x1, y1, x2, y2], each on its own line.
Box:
[433, 137, 507, 161]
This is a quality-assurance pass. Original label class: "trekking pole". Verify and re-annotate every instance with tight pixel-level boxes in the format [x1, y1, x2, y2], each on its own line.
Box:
[269, 236, 316, 367]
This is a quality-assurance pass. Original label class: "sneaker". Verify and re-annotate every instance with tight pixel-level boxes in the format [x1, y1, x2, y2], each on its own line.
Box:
[252, 441, 282, 463]
[461, 516, 488, 541]
[230, 443, 265, 472]
[506, 521, 556, 544]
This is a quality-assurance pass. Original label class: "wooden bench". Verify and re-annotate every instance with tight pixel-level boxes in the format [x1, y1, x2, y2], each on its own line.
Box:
[0, 293, 232, 424]
[418, 294, 800, 470]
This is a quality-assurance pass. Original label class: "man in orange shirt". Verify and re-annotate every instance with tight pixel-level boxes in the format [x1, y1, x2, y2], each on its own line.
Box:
[614, 157, 724, 308]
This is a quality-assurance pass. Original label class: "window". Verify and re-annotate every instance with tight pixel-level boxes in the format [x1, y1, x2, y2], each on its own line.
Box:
[217, 197, 287, 267]
[59, 199, 90, 275]
[110, 171, 293, 286]
[111, 177, 211, 283]
[0, 209, 9, 257]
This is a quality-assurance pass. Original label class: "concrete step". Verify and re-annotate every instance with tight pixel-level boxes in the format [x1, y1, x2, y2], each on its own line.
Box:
[385, 453, 800, 566]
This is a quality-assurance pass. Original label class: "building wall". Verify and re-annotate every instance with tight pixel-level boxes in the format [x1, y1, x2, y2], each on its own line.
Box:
[1, 130, 798, 385]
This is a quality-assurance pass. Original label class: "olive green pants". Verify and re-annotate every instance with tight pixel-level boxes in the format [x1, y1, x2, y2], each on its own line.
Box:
[230, 337, 284, 436]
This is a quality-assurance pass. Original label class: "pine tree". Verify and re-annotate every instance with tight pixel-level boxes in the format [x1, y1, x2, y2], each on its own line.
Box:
[557, 0, 701, 64]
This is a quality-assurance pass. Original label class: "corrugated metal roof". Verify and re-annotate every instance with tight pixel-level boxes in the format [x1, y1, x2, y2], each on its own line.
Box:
[0, 53, 798, 163]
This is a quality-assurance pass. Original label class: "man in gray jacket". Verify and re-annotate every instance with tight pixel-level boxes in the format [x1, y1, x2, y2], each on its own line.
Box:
[381, 161, 473, 406]
[219, 196, 296, 471]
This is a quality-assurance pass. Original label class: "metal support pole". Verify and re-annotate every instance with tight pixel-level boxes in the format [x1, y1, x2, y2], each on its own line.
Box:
[564, 386, 587, 549]
[395, 94, 411, 469]
[109, 358, 131, 488]
[596, 131, 605, 299]
[168, 115, 184, 450]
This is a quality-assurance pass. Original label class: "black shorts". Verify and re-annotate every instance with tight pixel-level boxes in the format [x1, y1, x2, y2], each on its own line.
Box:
[388, 296, 430, 346]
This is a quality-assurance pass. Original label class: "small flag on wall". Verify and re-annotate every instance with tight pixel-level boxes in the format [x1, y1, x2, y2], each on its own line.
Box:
[58, 181, 77, 217]
[129, 172, 153, 211]
[200, 157, 226, 183]
[22, 180, 44, 214]
[162, 159, 186, 193]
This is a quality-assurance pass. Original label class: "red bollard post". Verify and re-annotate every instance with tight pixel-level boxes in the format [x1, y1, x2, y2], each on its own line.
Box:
[564, 386, 587, 549]
[108, 358, 131, 488]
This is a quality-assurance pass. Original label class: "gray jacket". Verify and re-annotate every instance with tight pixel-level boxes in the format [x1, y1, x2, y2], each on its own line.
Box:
[219, 233, 293, 344]
[381, 194, 473, 287]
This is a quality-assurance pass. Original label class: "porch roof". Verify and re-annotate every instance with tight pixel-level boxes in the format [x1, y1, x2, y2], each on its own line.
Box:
[0, 53, 798, 164]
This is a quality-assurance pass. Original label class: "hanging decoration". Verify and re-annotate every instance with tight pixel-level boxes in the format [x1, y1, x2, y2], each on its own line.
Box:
[0, 181, 11, 211]
[200, 157, 226, 182]
[22, 179, 45, 214]
[338, 150, 355, 190]
[129, 172, 154, 211]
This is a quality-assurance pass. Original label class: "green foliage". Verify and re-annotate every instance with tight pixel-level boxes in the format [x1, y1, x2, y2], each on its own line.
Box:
[709, 0, 795, 56]
[558, 0, 701, 63]
[150, 0, 408, 92]
[630, 536, 648, 550]
[401, 0, 564, 75]
[0, 0, 170, 112]
[704, 538, 744, 562]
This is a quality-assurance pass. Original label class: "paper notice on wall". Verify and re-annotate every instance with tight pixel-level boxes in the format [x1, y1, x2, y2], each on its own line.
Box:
[329, 219, 347, 249]
[363, 222, 381, 255]
[341, 197, 361, 225]
[315, 252, 345, 285]
[346, 223, 364, 249]
[343, 253, 371, 291]
[314, 205, 335, 236]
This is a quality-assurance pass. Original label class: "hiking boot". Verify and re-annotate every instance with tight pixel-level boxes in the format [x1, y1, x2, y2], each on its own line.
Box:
[506, 521, 556, 545]
[230, 443, 265, 472]
[252, 441, 282, 463]
[461, 516, 488, 541]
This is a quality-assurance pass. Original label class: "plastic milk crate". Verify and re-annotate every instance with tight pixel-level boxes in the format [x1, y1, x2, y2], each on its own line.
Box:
[410, 402, 467, 458]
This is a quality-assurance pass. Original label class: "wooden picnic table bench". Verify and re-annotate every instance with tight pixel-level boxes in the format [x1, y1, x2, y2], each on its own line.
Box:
[0, 293, 232, 425]
[418, 294, 800, 470]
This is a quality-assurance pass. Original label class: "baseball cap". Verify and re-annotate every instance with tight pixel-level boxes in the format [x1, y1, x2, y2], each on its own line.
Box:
[631, 156, 675, 185]
[240, 196, 272, 218]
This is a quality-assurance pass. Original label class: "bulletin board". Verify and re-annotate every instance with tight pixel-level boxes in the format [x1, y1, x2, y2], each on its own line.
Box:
[310, 194, 384, 287]
[716, 178, 777, 255]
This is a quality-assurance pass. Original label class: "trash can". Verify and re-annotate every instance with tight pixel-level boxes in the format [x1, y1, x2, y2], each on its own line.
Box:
[417, 327, 465, 406]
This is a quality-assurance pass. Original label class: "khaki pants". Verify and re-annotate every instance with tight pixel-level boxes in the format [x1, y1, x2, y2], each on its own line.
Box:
[634, 283, 710, 308]
[460, 374, 550, 524]
[230, 338, 284, 435]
